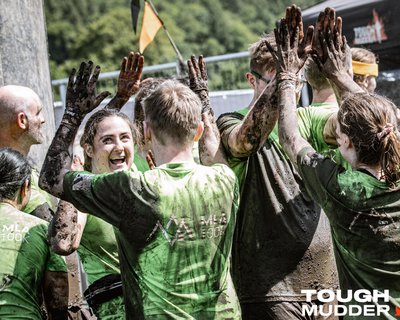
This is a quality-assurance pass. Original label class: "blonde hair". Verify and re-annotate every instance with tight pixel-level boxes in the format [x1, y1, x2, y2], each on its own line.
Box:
[249, 33, 276, 75]
[143, 80, 201, 146]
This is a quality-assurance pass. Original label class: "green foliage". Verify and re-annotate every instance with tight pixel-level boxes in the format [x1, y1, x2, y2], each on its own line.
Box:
[45, 0, 321, 89]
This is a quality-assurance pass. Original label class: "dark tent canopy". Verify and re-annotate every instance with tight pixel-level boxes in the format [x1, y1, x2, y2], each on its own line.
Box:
[302, 0, 400, 71]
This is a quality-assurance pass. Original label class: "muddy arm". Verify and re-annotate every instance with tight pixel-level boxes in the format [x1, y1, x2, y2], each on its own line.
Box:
[39, 61, 110, 197]
[187, 55, 228, 166]
[43, 271, 69, 320]
[266, 7, 314, 163]
[224, 79, 279, 158]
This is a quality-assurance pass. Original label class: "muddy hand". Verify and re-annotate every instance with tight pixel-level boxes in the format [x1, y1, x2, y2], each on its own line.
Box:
[117, 52, 144, 100]
[65, 61, 110, 125]
[187, 55, 211, 113]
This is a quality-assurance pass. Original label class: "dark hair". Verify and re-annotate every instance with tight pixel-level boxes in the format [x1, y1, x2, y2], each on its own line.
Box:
[0, 148, 31, 201]
[80, 109, 136, 172]
[338, 93, 400, 188]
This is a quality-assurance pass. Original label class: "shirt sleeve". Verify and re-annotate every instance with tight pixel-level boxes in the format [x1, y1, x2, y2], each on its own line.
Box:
[62, 170, 143, 229]
[297, 106, 336, 153]
[217, 112, 244, 158]
[297, 146, 342, 208]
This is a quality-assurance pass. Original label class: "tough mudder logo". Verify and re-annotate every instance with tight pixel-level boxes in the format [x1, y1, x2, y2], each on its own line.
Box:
[353, 9, 388, 45]
[148, 214, 227, 246]
[301, 289, 392, 317]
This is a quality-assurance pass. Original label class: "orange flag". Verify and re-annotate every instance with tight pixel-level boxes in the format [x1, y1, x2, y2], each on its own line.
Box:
[139, 1, 163, 53]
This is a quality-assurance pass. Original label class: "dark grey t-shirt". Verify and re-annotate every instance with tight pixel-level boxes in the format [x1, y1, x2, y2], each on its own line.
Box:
[217, 107, 339, 303]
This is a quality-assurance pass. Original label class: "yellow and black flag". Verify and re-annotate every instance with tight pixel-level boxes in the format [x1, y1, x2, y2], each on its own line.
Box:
[139, 0, 163, 53]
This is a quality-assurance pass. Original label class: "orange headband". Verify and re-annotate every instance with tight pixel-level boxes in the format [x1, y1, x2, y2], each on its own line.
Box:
[352, 60, 379, 77]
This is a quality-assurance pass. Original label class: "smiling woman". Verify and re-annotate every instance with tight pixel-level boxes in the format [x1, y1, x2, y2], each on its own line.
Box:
[80, 109, 136, 174]
[49, 108, 137, 319]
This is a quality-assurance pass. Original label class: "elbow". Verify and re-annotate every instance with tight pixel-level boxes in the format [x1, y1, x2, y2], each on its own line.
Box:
[50, 240, 78, 256]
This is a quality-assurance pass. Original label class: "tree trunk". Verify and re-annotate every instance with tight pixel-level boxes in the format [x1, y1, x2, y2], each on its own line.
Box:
[0, 0, 55, 168]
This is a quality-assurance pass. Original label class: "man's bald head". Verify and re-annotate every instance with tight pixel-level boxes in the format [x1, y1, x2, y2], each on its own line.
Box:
[0, 85, 45, 154]
[0, 85, 41, 122]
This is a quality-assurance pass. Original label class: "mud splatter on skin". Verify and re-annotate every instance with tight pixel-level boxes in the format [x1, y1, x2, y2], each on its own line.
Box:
[187, 55, 227, 165]
[239, 80, 279, 156]
[48, 200, 79, 255]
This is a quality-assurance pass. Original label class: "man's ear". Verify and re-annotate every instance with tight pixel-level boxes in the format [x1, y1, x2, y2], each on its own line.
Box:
[194, 121, 204, 142]
[83, 143, 94, 158]
[246, 72, 256, 88]
[17, 112, 28, 130]
[343, 133, 352, 149]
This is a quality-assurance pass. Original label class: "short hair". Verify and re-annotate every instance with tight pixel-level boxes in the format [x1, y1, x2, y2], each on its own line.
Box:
[351, 47, 378, 84]
[338, 93, 400, 188]
[0, 148, 31, 201]
[143, 80, 201, 146]
[80, 109, 136, 172]
[351, 47, 377, 65]
[249, 33, 276, 75]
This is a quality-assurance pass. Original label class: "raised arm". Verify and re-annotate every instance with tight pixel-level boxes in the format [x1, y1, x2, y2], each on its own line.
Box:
[265, 7, 314, 164]
[187, 55, 227, 165]
[105, 52, 144, 110]
[39, 61, 110, 197]
[224, 76, 278, 158]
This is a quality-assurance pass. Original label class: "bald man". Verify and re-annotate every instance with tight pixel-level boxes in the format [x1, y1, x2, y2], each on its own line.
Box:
[0, 85, 56, 220]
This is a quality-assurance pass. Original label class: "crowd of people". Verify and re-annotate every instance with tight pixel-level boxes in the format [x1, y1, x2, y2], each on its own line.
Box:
[0, 4, 399, 320]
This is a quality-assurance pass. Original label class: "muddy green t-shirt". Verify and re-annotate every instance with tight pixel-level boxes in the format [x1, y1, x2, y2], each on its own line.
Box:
[217, 106, 338, 302]
[63, 162, 240, 320]
[23, 169, 57, 215]
[78, 162, 148, 286]
[0, 203, 67, 319]
[298, 147, 400, 318]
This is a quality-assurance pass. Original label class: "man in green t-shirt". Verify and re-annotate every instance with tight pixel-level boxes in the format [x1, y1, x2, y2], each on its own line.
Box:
[40, 60, 241, 319]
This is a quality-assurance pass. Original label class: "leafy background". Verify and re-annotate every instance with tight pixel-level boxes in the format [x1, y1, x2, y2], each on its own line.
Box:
[45, 0, 321, 81]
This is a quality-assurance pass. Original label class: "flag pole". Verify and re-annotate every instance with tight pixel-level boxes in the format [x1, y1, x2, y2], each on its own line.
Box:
[145, 0, 186, 75]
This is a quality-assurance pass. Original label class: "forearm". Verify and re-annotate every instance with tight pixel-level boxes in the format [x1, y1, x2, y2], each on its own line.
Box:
[231, 88, 278, 157]
[199, 110, 228, 166]
[48, 200, 81, 255]
[105, 95, 128, 111]
[39, 116, 80, 197]
[328, 72, 364, 102]
[278, 80, 310, 165]
[43, 271, 69, 320]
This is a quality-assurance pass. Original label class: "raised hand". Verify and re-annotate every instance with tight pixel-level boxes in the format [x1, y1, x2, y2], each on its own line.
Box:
[117, 52, 144, 100]
[65, 61, 110, 125]
[187, 55, 211, 113]
[265, 16, 312, 81]
[312, 7, 347, 74]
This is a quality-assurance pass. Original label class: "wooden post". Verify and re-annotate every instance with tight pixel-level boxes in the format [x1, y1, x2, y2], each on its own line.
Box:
[0, 0, 55, 168]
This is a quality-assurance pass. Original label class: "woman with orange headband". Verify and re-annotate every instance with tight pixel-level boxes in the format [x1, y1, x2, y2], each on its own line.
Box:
[351, 47, 379, 93]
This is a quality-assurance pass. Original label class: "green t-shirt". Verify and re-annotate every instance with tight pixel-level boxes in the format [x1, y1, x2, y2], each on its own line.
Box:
[63, 162, 240, 320]
[78, 160, 149, 286]
[23, 169, 57, 215]
[217, 106, 339, 302]
[298, 147, 400, 318]
[0, 203, 67, 319]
